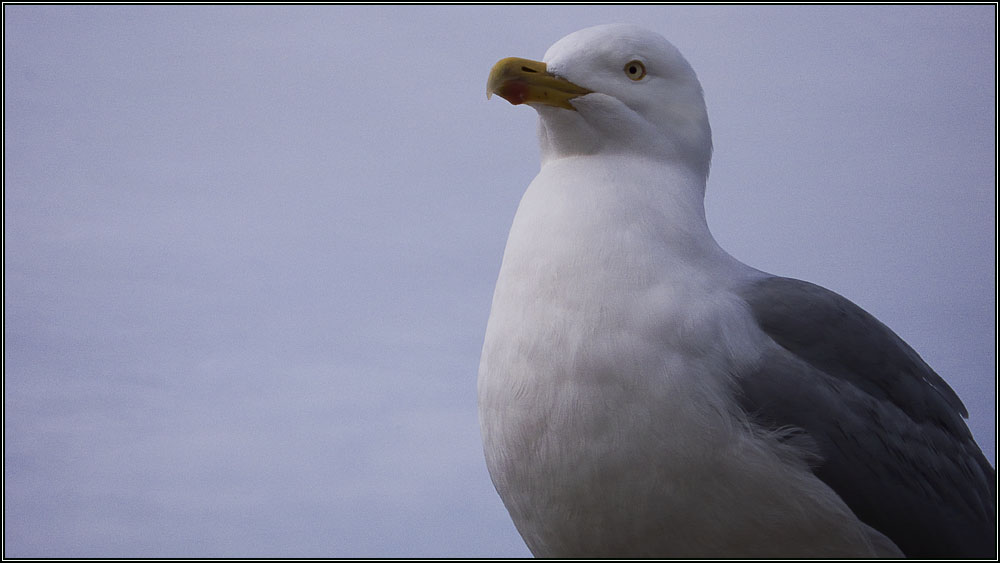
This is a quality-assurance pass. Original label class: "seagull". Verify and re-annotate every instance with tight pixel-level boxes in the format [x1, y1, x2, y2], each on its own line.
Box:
[478, 24, 995, 558]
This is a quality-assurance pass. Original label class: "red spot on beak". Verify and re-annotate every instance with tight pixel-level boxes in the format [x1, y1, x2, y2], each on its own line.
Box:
[495, 80, 529, 105]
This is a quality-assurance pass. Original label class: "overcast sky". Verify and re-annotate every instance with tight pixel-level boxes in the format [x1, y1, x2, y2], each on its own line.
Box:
[4, 5, 995, 558]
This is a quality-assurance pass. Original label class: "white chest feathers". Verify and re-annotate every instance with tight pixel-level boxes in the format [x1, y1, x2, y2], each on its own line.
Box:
[476, 157, 895, 557]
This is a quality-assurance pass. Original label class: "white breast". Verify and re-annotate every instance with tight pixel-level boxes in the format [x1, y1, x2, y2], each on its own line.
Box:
[477, 157, 898, 557]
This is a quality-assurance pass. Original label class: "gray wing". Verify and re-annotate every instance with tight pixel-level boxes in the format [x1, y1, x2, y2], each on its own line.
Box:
[736, 276, 995, 558]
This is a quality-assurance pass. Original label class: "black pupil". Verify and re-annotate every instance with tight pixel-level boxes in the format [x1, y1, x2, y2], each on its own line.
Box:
[630, 65, 638, 75]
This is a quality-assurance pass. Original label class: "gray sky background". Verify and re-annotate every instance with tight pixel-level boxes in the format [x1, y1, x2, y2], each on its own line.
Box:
[4, 5, 995, 558]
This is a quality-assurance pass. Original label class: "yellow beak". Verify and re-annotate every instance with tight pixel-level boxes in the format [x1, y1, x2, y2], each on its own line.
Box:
[486, 57, 591, 111]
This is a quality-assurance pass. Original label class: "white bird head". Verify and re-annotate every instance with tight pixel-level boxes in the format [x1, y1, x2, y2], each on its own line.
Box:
[488, 24, 712, 177]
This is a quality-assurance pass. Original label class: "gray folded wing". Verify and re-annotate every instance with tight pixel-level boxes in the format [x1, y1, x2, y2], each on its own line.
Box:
[736, 276, 995, 558]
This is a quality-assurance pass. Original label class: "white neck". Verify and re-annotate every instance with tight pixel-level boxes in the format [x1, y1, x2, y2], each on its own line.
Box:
[501, 151, 730, 287]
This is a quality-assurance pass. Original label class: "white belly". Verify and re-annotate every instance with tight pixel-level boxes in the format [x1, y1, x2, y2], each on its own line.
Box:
[478, 279, 897, 557]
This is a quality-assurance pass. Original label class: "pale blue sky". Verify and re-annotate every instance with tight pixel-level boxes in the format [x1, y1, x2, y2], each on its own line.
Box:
[4, 5, 995, 557]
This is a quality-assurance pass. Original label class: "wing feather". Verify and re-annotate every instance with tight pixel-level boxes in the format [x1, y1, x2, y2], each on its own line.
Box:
[736, 276, 995, 558]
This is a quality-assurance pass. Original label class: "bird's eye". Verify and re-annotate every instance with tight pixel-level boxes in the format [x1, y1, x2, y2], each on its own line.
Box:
[624, 60, 646, 81]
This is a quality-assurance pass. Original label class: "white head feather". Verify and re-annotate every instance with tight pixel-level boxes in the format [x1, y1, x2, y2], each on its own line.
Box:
[535, 24, 713, 179]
